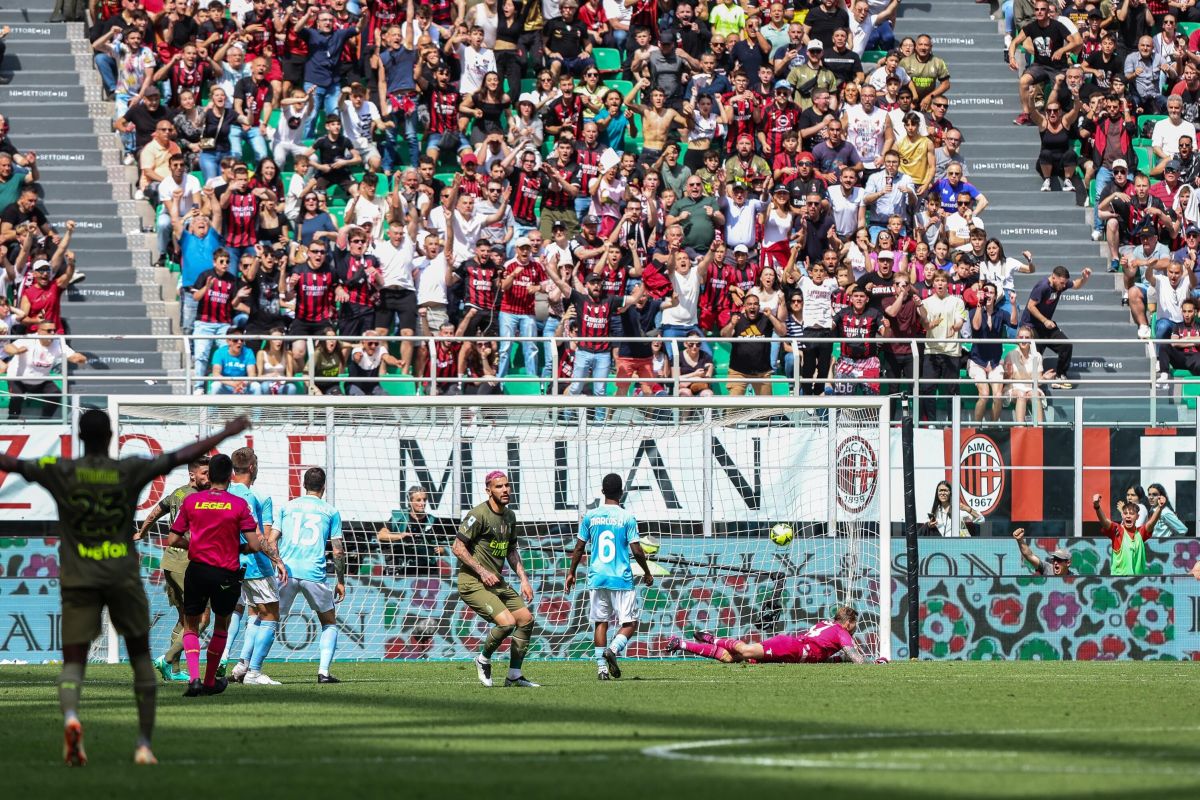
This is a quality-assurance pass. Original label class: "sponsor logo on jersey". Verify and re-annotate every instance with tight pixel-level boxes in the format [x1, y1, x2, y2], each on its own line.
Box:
[194, 501, 233, 510]
[835, 436, 878, 515]
[960, 433, 1004, 515]
[77, 541, 130, 560]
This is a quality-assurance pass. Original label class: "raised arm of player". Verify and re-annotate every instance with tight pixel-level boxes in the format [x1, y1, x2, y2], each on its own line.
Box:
[1092, 493, 1112, 529]
[165, 416, 252, 472]
[508, 541, 533, 603]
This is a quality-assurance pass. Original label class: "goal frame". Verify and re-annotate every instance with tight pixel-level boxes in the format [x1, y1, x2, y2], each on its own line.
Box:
[107, 394, 893, 662]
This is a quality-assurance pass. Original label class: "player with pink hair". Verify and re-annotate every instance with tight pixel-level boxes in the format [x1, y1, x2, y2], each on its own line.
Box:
[667, 606, 880, 664]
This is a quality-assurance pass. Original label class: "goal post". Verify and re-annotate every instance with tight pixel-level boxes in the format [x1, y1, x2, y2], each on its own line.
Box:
[109, 395, 894, 662]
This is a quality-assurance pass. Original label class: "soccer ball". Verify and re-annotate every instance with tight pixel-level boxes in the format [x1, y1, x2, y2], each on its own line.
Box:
[769, 523, 794, 546]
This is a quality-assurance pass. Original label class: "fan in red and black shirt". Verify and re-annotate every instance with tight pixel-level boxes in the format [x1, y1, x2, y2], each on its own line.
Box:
[832, 285, 885, 394]
[541, 140, 583, 225]
[576, 126, 605, 202]
[233, 58, 276, 155]
[453, 239, 502, 337]
[220, 165, 269, 263]
[19, 258, 72, 334]
[332, 225, 383, 338]
[421, 63, 462, 159]
[286, 241, 338, 336]
[496, 237, 549, 378]
[547, 74, 586, 139]
[157, 43, 216, 108]
[431, 320, 464, 395]
[760, 85, 803, 158]
[507, 156, 545, 229]
[192, 251, 252, 374]
[723, 78, 759, 155]
[546, 266, 643, 409]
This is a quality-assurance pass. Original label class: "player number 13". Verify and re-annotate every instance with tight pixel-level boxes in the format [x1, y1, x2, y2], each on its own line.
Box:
[287, 513, 324, 547]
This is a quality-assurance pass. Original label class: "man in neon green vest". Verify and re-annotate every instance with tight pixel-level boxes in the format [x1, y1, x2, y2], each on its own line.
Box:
[1092, 493, 1165, 576]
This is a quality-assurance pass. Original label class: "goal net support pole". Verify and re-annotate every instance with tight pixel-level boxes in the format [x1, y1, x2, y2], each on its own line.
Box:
[108, 395, 894, 663]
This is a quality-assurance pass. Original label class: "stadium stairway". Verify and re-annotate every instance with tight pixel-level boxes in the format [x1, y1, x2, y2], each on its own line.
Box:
[896, 2, 1168, 420]
[1, 7, 179, 398]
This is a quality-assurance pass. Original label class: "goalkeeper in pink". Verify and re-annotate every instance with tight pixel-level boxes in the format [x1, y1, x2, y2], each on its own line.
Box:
[668, 606, 877, 664]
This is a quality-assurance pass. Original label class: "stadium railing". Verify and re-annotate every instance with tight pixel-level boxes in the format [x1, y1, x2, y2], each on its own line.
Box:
[3, 333, 1190, 403]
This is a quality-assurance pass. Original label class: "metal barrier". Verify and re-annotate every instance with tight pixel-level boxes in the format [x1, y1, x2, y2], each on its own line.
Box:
[0, 332, 1193, 411]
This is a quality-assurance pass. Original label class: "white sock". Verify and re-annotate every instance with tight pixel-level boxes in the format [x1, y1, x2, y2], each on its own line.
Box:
[507, 668, 522, 680]
[478, 654, 490, 664]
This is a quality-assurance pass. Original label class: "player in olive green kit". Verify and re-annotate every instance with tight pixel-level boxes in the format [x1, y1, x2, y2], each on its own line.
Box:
[134, 455, 211, 682]
[0, 409, 250, 767]
[453, 470, 540, 688]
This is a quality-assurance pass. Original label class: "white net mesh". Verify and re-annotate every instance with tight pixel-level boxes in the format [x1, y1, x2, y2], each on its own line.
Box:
[115, 398, 888, 662]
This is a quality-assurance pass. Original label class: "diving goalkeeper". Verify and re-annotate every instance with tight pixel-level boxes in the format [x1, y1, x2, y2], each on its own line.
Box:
[667, 606, 880, 664]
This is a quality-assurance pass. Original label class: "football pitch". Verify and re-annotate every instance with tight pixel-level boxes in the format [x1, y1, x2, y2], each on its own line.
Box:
[3, 660, 1198, 798]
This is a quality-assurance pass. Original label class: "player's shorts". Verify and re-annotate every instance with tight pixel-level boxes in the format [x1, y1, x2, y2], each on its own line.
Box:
[588, 588, 641, 624]
[758, 634, 821, 664]
[240, 575, 281, 606]
[61, 575, 150, 645]
[457, 576, 527, 623]
[183, 561, 243, 618]
[280, 577, 336, 616]
[163, 566, 187, 609]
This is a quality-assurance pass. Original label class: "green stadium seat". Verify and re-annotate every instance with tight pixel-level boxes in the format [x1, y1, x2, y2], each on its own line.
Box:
[520, 78, 536, 95]
[1133, 145, 1153, 174]
[593, 48, 623, 73]
[434, 172, 457, 187]
[1137, 114, 1166, 135]
[862, 49, 887, 65]
[1177, 370, 1200, 409]
[604, 79, 634, 99]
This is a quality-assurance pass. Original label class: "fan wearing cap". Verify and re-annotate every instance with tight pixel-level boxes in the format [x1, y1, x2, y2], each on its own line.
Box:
[1012, 529, 1071, 576]
[1098, 172, 1173, 277]
[19, 250, 75, 335]
[784, 40, 839, 112]
[495, 236, 550, 380]
[758, 79, 804, 158]
[1149, 158, 1184, 207]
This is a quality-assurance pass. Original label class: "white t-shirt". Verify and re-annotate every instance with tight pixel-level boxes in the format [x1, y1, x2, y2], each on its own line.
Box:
[922, 292, 967, 356]
[800, 275, 838, 328]
[8, 337, 76, 380]
[762, 207, 796, 247]
[827, 184, 865, 236]
[159, 173, 202, 217]
[603, 0, 633, 27]
[451, 209, 486, 265]
[1153, 273, 1191, 323]
[661, 266, 700, 326]
[980, 257, 1024, 293]
[946, 212, 984, 241]
[849, 16, 875, 55]
[866, 65, 909, 91]
[889, 107, 928, 139]
[416, 254, 449, 305]
[273, 104, 313, 147]
[844, 104, 890, 168]
[1152, 118, 1197, 158]
[458, 45, 498, 96]
[340, 99, 382, 151]
[347, 193, 387, 237]
[722, 198, 762, 249]
[372, 236, 417, 291]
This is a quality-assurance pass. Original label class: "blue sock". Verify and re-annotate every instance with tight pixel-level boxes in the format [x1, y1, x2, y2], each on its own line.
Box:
[319, 625, 338, 676]
[239, 618, 260, 663]
[250, 620, 278, 672]
[224, 611, 242, 659]
[612, 634, 630, 655]
[595, 645, 606, 670]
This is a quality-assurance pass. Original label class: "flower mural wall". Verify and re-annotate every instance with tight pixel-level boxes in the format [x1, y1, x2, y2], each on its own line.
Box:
[2, 535, 1199, 662]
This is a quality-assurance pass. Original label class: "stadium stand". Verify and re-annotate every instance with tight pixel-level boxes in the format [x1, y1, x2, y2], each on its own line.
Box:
[0, 0, 1193, 415]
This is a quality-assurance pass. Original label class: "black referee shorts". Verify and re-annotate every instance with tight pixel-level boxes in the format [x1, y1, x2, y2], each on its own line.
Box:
[183, 561, 243, 618]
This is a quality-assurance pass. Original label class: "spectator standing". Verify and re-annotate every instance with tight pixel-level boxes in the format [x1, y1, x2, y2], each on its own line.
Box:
[496, 237, 549, 380]
[900, 34, 951, 111]
[921, 480, 983, 536]
[2, 320, 86, 418]
[191, 250, 250, 380]
[1009, 1, 1079, 126]
[294, 6, 361, 137]
[1093, 492, 1164, 576]
[721, 294, 787, 396]
[1020, 265, 1092, 388]
[917, 270, 967, 421]
[1014, 528, 1072, 574]
[862, 150, 917, 239]
[1151, 96, 1197, 174]
[667, 177, 724, 254]
[1145, 484, 1189, 537]
[968, 283, 1018, 422]
[377, 487, 446, 577]
[832, 285, 885, 394]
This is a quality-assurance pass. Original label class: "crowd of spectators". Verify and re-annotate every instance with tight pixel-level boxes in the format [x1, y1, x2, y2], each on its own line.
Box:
[65, 0, 1170, 414]
[1004, 0, 1200, 388]
[0, 39, 88, 418]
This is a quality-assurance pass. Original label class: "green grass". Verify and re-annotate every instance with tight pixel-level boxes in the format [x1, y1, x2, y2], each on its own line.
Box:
[4, 661, 1200, 797]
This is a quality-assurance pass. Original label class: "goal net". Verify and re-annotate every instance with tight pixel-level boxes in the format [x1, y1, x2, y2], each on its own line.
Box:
[106, 396, 892, 663]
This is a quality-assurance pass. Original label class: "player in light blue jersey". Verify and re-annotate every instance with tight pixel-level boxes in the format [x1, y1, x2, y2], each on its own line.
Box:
[565, 473, 653, 680]
[277, 466, 346, 683]
[226, 448, 287, 686]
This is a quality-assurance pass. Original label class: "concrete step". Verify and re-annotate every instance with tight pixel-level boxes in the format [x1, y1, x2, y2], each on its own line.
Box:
[1, 54, 82, 72]
[8, 117, 94, 135]
[2, 23, 71, 43]
[68, 316, 153, 335]
[1, 85, 84, 104]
